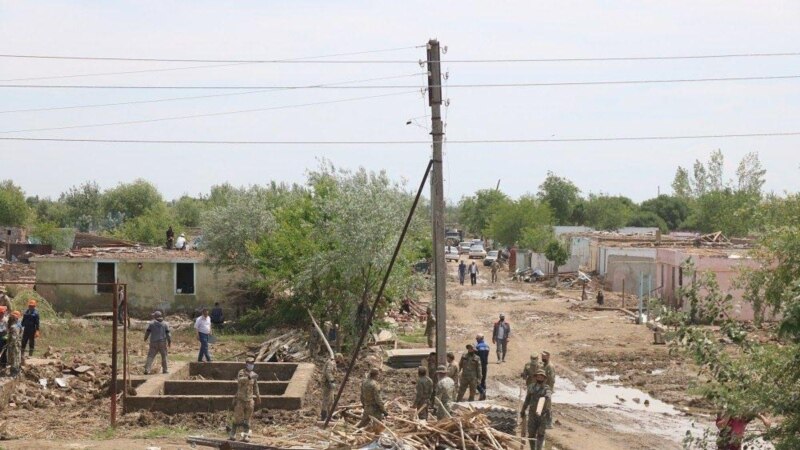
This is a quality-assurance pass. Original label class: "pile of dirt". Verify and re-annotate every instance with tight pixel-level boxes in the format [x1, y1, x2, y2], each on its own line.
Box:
[9, 358, 112, 410]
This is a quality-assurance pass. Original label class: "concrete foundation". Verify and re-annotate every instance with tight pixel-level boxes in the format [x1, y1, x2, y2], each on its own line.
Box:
[123, 361, 313, 414]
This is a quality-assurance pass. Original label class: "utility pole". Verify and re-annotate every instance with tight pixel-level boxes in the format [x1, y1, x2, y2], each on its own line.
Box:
[427, 39, 447, 367]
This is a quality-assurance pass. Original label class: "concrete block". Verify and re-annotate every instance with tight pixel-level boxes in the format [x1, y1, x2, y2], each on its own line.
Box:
[163, 380, 288, 396]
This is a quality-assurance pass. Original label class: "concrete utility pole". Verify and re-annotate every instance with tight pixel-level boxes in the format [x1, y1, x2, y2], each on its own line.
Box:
[427, 39, 447, 367]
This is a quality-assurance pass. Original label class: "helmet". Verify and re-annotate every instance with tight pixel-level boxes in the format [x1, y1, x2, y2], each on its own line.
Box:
[535, 369, 546, 377]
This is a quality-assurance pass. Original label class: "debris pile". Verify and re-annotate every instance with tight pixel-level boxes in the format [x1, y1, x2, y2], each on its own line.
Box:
[254, 329, 309, 362]
[9, 359, 112, 410]
[322, 409, 524, 450]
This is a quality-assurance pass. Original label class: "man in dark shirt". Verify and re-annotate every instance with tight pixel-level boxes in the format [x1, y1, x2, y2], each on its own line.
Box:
[210, 302, 225, 329]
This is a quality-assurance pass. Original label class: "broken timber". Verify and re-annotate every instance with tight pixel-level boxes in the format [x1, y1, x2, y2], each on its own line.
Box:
[186, 436, 313, 450]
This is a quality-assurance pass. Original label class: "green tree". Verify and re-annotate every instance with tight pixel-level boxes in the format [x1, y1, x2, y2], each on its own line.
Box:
[27, 196, 69, 227]
[736, 152, 766, 196]
[626, 211, 668, 233]
[172, 195, 204, 227]
[544, 240, 568, 282]
[0, 180, 31, 226]
[113, 204, 174, 245]
[102, 179, 163, 222]
[59, 181, 103, 231]
[582, 194, 635, 230]
[640, 195, 690, 230]
[671, 167, 692, 199]
[537, 172, 581, 225]
[486, 195, 553, 248]
[457, 189, 510, 237]
[682, 189, 756, 236]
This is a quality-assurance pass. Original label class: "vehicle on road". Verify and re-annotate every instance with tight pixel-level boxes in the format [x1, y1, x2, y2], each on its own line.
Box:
[445, 246, 460, 262]
[459, 242, 472, 254]
[483, 250, 500, 266]
[469, 244, 487, 259]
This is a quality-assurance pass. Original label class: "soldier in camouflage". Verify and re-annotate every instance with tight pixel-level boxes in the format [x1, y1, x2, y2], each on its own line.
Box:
[541, 351, 556, 428]
[434, 365, 455, 420]
[457, 344, 482, 402]
[521, 369, 552, 450]
[357, 368, 387, 428]
[521, 353, 540, 388]
[413, 366, 434, 419]
[320, 353, 344, 421]
[424, 307, 436, 348]
[229, 357, 261, 442]
[446, 351, 459, 394]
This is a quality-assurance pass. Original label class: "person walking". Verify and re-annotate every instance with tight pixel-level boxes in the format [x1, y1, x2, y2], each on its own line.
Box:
[320, 353, 344, 421]
[210, 302, 225, 330]
[413, 366, 434, 419]
[357, 368, 388, 428]
[144, 311, 171, 374]
[424, 306, 436, 348]
[458, 260, 467, 286]
[21, 299, 40, 357]
[194, 308, 212, 362]
[434, 365, 455, 420]
[7, 311, 22, 378]
[521, 353, 540, 388]
[492, 313, 511, 363]
[446, 351, 460, 395]
[475, 334, 490, 400]
[469, 262, 479, 286]
[229, 357, 261, 442]
[596, 290, 605, 306]
[491, 260, 499, 283]
[0, 306, 8, 369]
[521, 369, 552, 450]
[541, 351, 556, 428]
[457, 344, 482, 402]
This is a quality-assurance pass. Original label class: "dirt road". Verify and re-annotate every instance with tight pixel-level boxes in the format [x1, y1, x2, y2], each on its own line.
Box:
[443, 260, 710, 450]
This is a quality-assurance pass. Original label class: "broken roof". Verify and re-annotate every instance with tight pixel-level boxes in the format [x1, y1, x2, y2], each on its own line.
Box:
[31, 246, 206, 263]
[71, 232, 136, 249]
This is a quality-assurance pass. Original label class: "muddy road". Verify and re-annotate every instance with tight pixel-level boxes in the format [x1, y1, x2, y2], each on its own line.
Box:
[443, 261, 712, 450]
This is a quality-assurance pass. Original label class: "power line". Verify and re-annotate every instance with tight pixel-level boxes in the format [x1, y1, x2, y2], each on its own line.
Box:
[1, 131, 798, 145]
[2, 74, 797, 90]
[0, 73, 424, 114]
[0, 45, 425, 82]
[0, 90, 420, 134]
[0, 51, 798, 64]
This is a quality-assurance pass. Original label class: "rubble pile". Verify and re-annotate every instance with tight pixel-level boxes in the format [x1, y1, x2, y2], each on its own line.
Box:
[253, 329, 309, 362]
[9, 359, 112, 410]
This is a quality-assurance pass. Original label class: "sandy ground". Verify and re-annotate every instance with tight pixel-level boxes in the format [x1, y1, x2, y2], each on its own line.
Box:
[1, 260, 721, 450]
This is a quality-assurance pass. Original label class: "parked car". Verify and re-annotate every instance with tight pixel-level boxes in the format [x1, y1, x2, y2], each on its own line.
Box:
[445, 246, 460, 262]
[483, 250, 500, 266]
[459, 242, 472, 254]
[469, 244, 487, 259]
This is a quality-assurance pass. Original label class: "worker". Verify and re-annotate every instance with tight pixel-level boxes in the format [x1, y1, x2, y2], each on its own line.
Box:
[320, 353, 344, 421]
[716, 410, 771, 450]
[424, 306, 436, 348]
[166, 226, 175, 249]
[0, 287, 11, 310]
[475, 334, 490, 400]
[21, 299, 40, 357]
[229, 357, 261, 442]
[7, 311, 22, 378]
[144, 311, 171, 374]
[434, 365, 455, 420]
[210, 302, 225, 330]
[445, 351, 460, 395]
[492, 313, 511, 363]
[0, 306, 8, 369]
[521, 353, 540, 387]
[194, 308, 212, 362]
[357, 367, 387, 428]
[458, 260, 467, 286]
[521, 369, 552, 450]
[469, 262, 479, 286]
[413, 366, 434, 419]
[457, 344, 482, 402]
[541, 351, 556, 428]
[596, 290, 605, 306]
[491, 260, 500, 283]
[400, 298, 412, 315]
[420, 351, 437, 385]
[175, 232, 187, 250]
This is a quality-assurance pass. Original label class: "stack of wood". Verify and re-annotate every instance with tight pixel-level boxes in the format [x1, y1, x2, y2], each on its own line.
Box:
[254, 329, 308, 362]
[322, 409, 524, 450]
[387, 298, 427, 323]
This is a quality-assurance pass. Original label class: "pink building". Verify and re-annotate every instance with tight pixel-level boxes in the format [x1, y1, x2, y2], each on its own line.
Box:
[656, 248, 761, 321]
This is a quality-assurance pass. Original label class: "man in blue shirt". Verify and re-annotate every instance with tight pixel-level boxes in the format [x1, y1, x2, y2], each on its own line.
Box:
[475, 333, 490, 400]
[21, 300, 40, 357]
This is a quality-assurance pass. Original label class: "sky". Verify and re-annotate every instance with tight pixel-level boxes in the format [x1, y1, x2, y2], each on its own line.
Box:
[1, 1, 799, 203]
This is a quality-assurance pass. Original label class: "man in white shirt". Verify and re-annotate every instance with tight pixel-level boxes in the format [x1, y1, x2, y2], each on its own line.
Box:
[175, 233, 187, 250]
[194, 308, 212, 362]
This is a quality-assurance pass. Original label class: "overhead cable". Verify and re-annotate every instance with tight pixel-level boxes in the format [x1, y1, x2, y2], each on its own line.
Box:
[1, 131, 798, 144]
[2, 74, 797, 90]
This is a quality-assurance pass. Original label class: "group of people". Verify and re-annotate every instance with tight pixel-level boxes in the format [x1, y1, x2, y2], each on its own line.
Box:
[165, 226, 187, 250]
[457, 258, 501, 286]
[0, 287, 41, 379]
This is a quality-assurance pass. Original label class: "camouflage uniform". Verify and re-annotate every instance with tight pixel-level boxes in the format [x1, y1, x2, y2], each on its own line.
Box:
[424, 312, 436, 348]
[357, 377, 387, 428]
[413, 374, 434, 419]
[7, 323, 21, 378]
[521, 379, 552, 450]
[446, 360, 460, 394]
[320, 358, 337, 421]
[435, 375, 455, 420]
[542, 360, 556, 428]
[230, 365, 260, 441]
[521, 356, 540, 387]
[457, 351, 482, 402]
